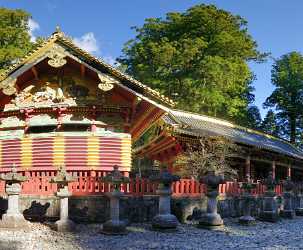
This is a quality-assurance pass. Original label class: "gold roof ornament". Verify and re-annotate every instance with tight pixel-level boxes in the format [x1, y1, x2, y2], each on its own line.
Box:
[47, 46, 67, 68]
[0, 77, 17, 95]
[55, 25, 61, 33]
[97, 73, 115, 92]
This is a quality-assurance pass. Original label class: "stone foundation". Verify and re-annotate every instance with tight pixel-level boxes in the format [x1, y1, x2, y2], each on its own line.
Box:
[0, 194, 296, 224]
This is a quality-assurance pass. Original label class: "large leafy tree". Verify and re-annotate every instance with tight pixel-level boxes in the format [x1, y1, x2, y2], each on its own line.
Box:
[264, 52, 303, 144]
[260, 110, 280, 137]
[0, 8, 33, 71]
[119, 4, 266, 121]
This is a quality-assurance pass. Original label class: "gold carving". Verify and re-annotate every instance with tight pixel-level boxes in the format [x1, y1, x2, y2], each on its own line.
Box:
[97, 73, 117, 92]
[47, 48, 67, 68]
[0, 77, 17, 95]
[5, 80, 77, 111]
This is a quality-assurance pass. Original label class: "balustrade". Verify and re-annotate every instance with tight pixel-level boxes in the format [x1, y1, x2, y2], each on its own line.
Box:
[0, 171, 285, 197]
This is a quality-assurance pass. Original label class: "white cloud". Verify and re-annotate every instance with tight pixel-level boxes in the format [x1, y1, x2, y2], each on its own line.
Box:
[102, 55, 117, 66]
[73, 32, 99, 54]
[28, 19, 40, 42]
[73, 32, 117, 66]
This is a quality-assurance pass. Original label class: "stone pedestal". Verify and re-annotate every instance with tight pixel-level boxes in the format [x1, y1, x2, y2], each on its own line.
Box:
[198, 190, 223, 229]
[259, 191, 279, 222]
[295, 194, 303, 216]
[152, 187, 178, 231]
[54, 186, 75, 232]
[101, 190, 127, 235]
[0, 183, 28, 228]
[239, 194, 256, 225]
[280, 192, 295, 219]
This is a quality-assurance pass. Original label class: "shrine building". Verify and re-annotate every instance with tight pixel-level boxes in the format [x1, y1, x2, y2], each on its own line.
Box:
[0, 28, 302, 195]
[0, 28, 173, 180]
[134, 109, 303, 181]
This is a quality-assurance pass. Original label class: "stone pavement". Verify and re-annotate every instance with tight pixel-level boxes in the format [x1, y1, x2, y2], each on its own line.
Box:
[0, 218, 303, 250]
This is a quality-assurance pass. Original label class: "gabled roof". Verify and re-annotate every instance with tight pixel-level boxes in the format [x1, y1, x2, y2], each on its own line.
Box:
[163, 109, 303, 160]
[0, 28, 174, 108]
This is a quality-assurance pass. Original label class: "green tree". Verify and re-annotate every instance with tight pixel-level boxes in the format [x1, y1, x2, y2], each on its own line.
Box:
[0, 8, 33, 72]
[119, 4, 266, 121]
[260, 110, 280, 137]
[243, 105, 262, 130]
[264, 52, 303, 144]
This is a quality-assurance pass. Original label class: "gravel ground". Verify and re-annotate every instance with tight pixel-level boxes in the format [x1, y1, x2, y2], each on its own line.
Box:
[1, 218, 303, 250]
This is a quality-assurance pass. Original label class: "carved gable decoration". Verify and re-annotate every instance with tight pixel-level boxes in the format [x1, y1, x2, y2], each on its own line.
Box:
[5, 80, 76, 111]
[98, 73, 119, 92]
[1, 116, 25, 128]
[47, 45, 67, 68]
[0, 77, 17, 96]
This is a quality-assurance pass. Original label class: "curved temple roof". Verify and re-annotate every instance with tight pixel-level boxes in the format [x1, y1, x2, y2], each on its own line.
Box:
[0, 28, 174, 108]
[163, 109, 303, 160]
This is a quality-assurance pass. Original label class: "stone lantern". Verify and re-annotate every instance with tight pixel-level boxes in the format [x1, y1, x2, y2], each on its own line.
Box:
[259, 171, 279, 222]
[150, 168, 180, 231]
[0, 166, 29, 228]
[238, 174, 256, 225]
[50, 165, 77, 232]
[280, 177, 295, 219]
[100, 165, 129, 235]
[198, 170, 225, 229]
[295, 182, 303, 216]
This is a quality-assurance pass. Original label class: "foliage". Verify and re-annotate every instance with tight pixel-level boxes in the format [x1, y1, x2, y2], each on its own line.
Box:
[0, 8, 34, 72]
[119, 4, 267, 122]
[241, 105, 262, 130]
[264, 52, 303, 144]
[260, 110, 280, 137]
[175, 137, 239, 180]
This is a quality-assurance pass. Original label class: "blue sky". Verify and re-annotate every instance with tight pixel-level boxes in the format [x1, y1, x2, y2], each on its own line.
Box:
[1, 0, 303, 118]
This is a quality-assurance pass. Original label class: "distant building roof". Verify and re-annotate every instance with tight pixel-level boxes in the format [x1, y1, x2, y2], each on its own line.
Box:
[163, 109, 303, 160]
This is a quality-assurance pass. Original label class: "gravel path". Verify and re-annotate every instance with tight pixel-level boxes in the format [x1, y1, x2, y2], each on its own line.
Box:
[1, 218, 303, 250]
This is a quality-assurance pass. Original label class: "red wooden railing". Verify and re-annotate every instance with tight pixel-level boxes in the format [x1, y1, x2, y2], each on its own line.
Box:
[0, 171, 284, 197]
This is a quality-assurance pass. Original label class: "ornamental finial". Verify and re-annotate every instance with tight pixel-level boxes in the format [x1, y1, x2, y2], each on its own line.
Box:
[56, 25, 61, 33]
[53, 25, 62, 35]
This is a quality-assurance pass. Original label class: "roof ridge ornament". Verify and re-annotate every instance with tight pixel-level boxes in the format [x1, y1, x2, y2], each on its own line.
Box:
[52, 25, 63, 36]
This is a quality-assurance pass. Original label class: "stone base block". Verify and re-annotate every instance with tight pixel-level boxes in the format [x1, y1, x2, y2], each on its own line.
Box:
[152, 214, 179, 231]
[54, 219, 75, 232]
[280, 210, 295, 219]
[259, 211, 279, 222]
[198, 213, 223, 229]
[239, 215, 256, 225]
[0, 213, 29, 229]
[295, 208, 303, 216]
[101, 219, 128, 235]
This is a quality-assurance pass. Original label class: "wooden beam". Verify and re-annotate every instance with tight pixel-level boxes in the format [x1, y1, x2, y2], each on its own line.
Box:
[272, 160, 276, 179]
[133, 109, 165, 141]
[245, 155, 251, 177]
[80, 64, 85, 78]
[130, 105, 155, 134]
[31, 66, 39, 79]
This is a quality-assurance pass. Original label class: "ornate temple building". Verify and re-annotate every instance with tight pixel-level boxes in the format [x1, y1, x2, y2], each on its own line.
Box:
[134, 109, 303, 181]
[0, 28, 173, 177]
[0, 28, 302, 191]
